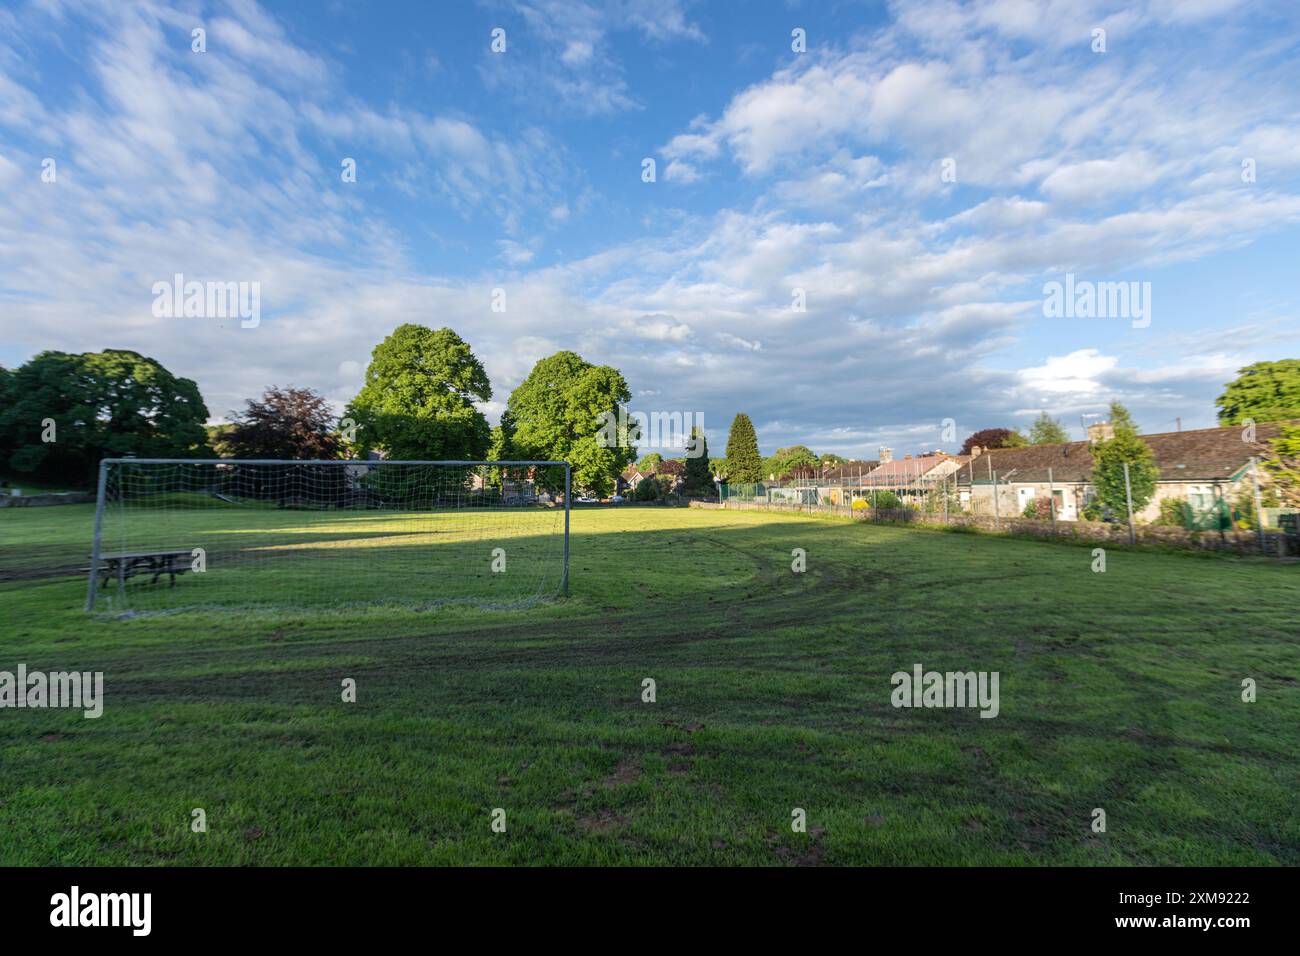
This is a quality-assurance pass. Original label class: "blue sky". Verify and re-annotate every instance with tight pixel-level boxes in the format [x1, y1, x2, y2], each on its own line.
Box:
[2, 0, 1300, 458]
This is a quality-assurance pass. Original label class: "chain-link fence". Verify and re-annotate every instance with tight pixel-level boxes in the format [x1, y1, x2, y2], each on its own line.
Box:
[718, 465, 1298, 556]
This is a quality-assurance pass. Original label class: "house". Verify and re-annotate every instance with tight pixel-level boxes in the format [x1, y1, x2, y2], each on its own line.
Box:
[618, 465, 648, 495]
[954, 421, 1292, 521]
[620, 459, 687, 495]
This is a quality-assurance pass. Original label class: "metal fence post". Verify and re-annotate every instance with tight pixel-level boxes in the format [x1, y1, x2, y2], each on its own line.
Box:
[85, 459, 109, 612]
[1123, 461, 1136, 545]
[1048, 466, 1056, 535]
[992, 470, 1000, 530]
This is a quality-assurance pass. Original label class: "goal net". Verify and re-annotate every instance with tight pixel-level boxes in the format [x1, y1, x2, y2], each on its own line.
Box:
[86, 459, 570, 614]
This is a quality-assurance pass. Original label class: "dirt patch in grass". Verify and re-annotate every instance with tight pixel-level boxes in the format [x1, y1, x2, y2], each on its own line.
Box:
[602, 757, 642, 788]
[577, 809, 627, 833]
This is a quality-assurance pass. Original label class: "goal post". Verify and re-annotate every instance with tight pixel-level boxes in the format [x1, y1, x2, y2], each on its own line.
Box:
[86, 458, 571, 614]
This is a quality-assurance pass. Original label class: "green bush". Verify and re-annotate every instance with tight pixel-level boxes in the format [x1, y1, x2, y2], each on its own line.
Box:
[634, 476, 661, 502]
[1153, 497, 1190, 527]
[873, 490, 903, 510]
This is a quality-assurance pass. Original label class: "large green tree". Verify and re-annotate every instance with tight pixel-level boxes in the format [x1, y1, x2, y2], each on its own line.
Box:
[725, 413, 763, 482]
[345, 325, 491, 461]
[505, 350, 634, 497]
[682, 426, 712, 496]
[1216, 359, 1300, 424]
[1028, 412, 1069, 445]
[0, 349, 210, 486]
[484, 408, 517, 490]
[764, 444, 818, 478]
[1262, 423, 1300, 507]
[1090, 427, 1159, 518]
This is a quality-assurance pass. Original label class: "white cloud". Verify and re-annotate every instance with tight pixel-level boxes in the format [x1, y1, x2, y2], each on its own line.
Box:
[663, 160, 700, 184]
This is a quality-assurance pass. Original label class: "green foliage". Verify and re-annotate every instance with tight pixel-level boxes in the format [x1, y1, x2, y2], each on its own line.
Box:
[485, 409, 517, 490]
[1108, 401, 1139, 434]
[346, 325, 491, 461]
[1153, 497, 1191, 528]
[1028, 412, 1069, 445]
[637, 452, 663, 470]
[873, 489, 904, 510]
[0, 349, 210, 487]
[725, 413, 763, 483]
[764, 444, 818, 478]
[820, 453, 847, 466]
[1228, 485, 1276, 530]
[1090, 428, 1159, 517]
[506, 350, 634, 497]
[682, 426, 712, 496]
[1262, 422, 1300, 507]
[1216, 359, 1300, 425]
[1081, 499, 1105, 522]
[634, 475, 661, 501]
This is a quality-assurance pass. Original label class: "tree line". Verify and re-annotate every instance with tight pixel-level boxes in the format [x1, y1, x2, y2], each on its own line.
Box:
[2, 336, 1297, 508]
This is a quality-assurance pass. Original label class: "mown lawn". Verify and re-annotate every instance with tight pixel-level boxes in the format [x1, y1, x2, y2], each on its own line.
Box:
[0, 503, 1296, 865]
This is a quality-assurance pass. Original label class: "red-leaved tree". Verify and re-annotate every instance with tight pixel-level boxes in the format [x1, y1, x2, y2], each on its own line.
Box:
[221, 386, 342, 460]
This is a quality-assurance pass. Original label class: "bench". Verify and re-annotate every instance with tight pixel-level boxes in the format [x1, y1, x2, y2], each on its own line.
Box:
[84, 550, 194, 589]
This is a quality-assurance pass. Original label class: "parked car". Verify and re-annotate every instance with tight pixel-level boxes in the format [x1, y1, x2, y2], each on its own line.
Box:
[575, 495, 599, 503]
[609, 494, 625, 504]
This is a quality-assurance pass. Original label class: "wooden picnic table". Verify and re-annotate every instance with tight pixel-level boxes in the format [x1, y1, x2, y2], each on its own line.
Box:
[87, 550, 194, 588]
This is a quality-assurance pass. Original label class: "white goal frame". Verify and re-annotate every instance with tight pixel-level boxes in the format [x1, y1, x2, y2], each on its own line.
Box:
[86, 458, 571, 612]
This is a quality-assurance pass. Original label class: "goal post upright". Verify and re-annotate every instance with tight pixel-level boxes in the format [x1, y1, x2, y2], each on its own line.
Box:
[563, 462, 571, 597]
[85, 458, 109, 613]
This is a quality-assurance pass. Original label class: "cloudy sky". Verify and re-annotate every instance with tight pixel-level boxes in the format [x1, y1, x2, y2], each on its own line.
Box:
[2, 0, 1299, 458]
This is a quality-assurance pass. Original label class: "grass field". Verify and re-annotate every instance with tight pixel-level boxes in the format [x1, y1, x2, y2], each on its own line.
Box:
[1, 502, 1297, 865]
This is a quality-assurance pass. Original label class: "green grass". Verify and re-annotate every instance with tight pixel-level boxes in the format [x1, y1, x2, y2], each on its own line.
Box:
[1, 503, 1297, 865]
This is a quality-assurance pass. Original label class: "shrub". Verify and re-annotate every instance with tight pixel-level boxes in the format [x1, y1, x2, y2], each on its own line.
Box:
[1153, 497, 1190, 527]
[634, 476, 661, 502]
[851, 497, 869, 512]
[1081, 500, 1106, 522]
[873, 490, 903, 510]
[1021, 497, 1053, 520]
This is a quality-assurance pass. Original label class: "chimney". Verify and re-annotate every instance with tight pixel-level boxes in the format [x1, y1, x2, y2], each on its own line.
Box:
[970, 445, 982, 458]
[1087, 421, 1115, 444]
[878, 446, 893, 464]
[904, 453, 913, 460]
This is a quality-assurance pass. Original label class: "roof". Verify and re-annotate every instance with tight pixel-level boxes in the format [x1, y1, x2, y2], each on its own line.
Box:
[821, 459, 880, 480]
[953, 421, 1293, 485]
[866, 454, 954, 482]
